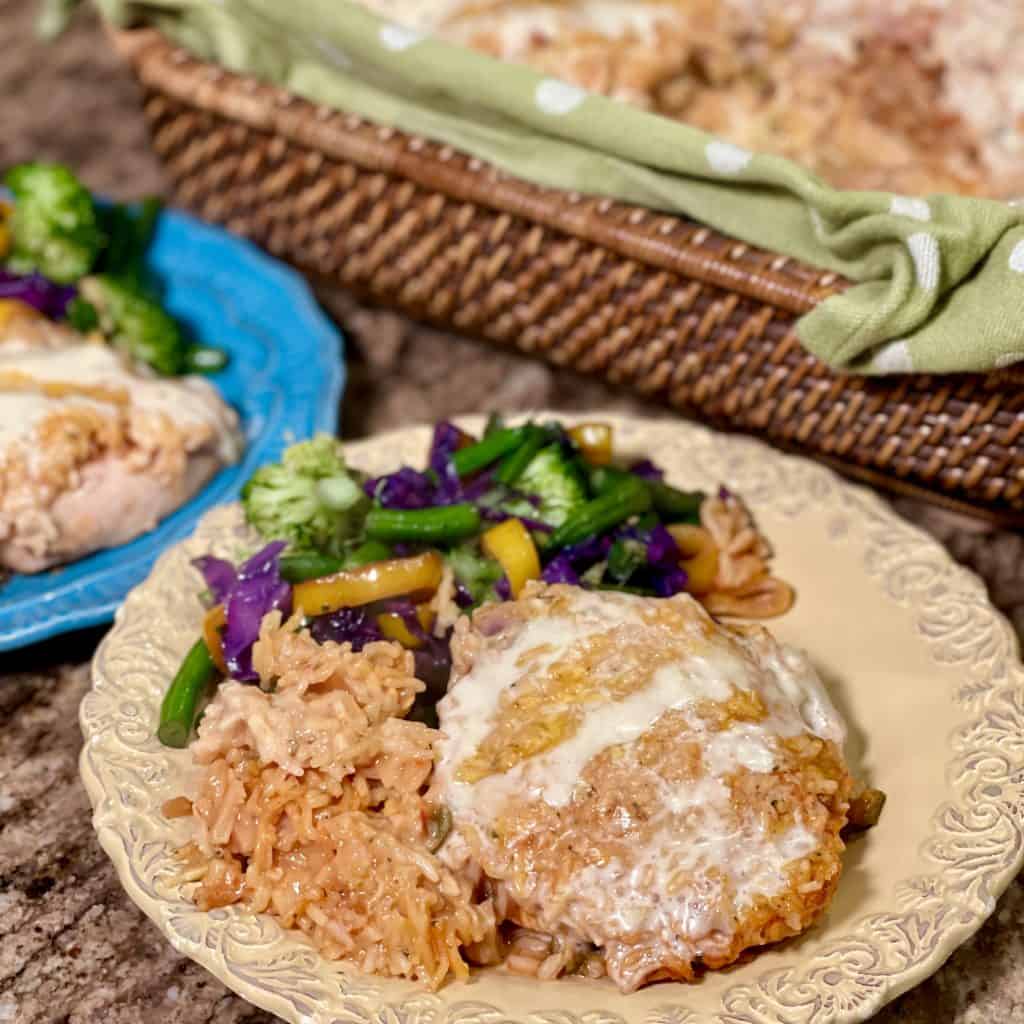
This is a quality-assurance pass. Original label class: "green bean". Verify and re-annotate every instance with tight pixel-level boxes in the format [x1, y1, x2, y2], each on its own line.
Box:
[587, 465, 632, 496]
[279, 552, 345, 582]
[279, 540, 394, 582]
[157, 639, 219, 749]
[649, 481, 705, 524]
[546, 478, 651, 550]
[451, 427, 528, 477]
[365, 504, 481, 543]
[495, 425, 546, 485]
[346, 539, 393, 568]
[589, 466, 704, 525]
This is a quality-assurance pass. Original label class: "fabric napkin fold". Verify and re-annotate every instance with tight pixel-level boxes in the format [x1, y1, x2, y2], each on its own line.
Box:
[66, 0, 1024, 375]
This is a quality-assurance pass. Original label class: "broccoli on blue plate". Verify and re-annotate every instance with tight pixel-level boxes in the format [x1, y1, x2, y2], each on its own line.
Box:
[242, 436, 369, 557]
[79, 274, 189, 376]
[3, 162, 104, 284]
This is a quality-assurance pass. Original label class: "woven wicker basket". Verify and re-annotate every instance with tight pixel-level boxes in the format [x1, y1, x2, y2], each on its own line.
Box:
[111, 28, 1024, 524]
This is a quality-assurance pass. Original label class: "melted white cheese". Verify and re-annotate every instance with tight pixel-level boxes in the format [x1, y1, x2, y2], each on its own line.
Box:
[437, 589, 849, 945]
[0, 340, 241, 463]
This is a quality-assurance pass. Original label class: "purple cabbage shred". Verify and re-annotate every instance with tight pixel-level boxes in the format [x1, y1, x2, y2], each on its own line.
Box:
[0, 268, 76, 319]
[429, 421, 464, 475]
[310, 607, 382, 650]
[220, 542, 292, 682]
[192, 555, 237, 605]
[629, 458, 664, 482]
[646, 524, 680, 568]
[541, 554, 580, 585]
[652, 566, 689, 597]
[495, 575, 512, 601]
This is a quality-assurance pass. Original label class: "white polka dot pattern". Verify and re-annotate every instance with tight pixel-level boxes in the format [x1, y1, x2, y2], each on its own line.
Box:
[705, 140, 752, 175]
[890, 197, 931, 222]
[378, 23, 423, 51]
[534, 79, 587, 115]
[994, 352, 1024, 369]
[1009, 240, 1024, 274]
[907, 233, 940, 290]
[872, 340, 914, 374]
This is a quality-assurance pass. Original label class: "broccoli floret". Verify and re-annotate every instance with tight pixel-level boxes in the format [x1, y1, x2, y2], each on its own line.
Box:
[78, 274, 187, 375]
[500, 444, 589, 527]
[241, 436, 369, 557]
[447, 541, 504, 606]
[3, 162, 104, 283]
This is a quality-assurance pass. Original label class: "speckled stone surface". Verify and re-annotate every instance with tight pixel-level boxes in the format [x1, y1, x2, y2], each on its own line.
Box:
[2, 4, 1024, 1021]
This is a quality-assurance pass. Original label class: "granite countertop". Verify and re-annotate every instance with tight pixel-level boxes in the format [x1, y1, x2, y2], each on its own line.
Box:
[3, 4, 1024, 1022]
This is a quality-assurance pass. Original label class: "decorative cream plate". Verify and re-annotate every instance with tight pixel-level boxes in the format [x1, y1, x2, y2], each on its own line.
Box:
[80, 414, 1024, 1024]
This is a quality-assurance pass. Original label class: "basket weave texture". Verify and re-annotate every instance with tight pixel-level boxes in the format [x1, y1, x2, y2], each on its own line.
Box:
[113, 29, 1024, 522]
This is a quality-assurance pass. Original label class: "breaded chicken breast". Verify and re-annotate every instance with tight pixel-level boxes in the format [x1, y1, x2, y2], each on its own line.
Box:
[435, 583, 852, 991]
[0, 316, 240, 572]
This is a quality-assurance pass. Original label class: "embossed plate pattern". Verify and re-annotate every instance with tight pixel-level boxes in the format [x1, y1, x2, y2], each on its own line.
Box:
[0, 205, 344, 650]
[81, 414, 1024, 1024]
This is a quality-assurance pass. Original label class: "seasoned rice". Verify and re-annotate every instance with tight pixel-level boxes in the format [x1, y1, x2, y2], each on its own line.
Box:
[175, 611, 497, 989]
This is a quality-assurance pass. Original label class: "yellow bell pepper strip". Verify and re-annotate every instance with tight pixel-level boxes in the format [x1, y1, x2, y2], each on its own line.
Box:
[202, 603, 229, 675]
[293, 551, 444, 617]
[666, 525, 720, 596]
[569, 422, 613, 466]
[0, 298, 44, 331]
[481, 518, 541, 597]
[377, 604, 435, 648]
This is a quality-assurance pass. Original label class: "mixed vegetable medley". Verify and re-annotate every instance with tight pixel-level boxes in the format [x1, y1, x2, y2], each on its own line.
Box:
[158, 418, 758, 748]
[0, 161, 226, 375]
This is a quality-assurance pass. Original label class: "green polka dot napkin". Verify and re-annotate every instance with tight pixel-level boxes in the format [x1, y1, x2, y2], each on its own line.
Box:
[69, 0, 1024, 374]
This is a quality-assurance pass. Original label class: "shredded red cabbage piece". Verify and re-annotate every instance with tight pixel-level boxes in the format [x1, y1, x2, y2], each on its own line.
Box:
[652, 567, 689, 596]
[561, 534, 615, 566]
[718, 484, 733, 500]
[629, 458, 665, 482]
[429, 421, 464, 476]
[309, 607, 383, 650]
[541, 554, 580, 585]
[365, 466, 437, 509]
[645, 524, 680, 567]
[641, 525, 688, 595]
[192, 555, 237, 605]
[454, 581, 475, 608]
[221, 542, 291, 681]
[495, 575, 512, 600]
[0, 268, 76, 319]
[414, 635, 452, 684]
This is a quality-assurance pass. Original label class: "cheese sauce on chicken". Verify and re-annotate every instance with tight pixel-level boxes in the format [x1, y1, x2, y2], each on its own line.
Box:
[436, 584, 852, 990]
[0, 319, 240, 572]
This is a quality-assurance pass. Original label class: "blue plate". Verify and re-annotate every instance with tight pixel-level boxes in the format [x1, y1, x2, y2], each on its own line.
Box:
[0, 207, 344, 650]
